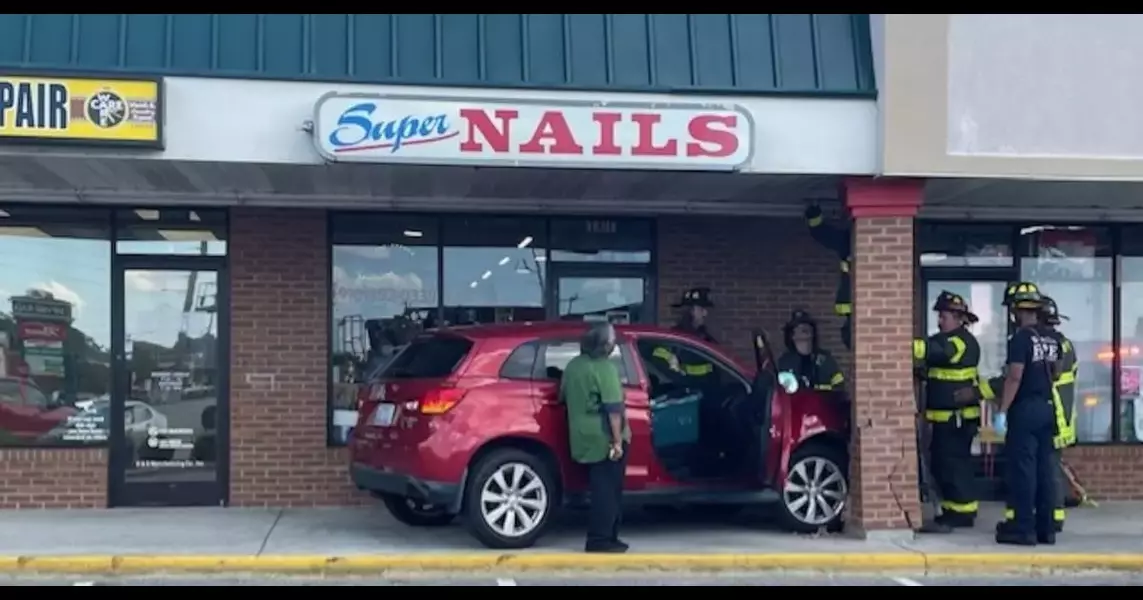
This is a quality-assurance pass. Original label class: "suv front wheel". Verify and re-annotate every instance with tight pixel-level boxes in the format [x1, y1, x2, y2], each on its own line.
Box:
[463, 448, 556, 549]
[776, 441, 848, 534]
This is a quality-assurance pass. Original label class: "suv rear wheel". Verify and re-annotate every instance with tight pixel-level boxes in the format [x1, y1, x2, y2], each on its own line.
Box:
[379, 494, 455, 527]
[776, 441, 848, 534]
[463, 449, 556, 549]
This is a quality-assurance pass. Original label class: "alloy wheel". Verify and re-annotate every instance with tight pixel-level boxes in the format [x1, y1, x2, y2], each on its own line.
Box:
[782, 456, 847, 527]
[479, 462, 549, 538]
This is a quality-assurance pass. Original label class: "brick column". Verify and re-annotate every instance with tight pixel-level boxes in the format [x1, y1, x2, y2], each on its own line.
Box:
[229, 208, 363, 507]
[843, 177, 924, 537]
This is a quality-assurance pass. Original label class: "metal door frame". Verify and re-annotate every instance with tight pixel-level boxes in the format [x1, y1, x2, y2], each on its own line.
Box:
[546, 263, 656, 324]
[108, 255, 230, 507]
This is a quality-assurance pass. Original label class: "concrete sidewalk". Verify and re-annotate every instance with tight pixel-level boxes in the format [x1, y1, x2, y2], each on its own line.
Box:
[1, 502, 1141, 574]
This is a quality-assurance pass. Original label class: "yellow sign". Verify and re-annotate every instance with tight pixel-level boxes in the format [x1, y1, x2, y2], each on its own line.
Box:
[0, 75, 162, 147]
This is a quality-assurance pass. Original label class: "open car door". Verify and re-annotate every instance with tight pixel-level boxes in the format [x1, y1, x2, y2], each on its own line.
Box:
[750, 329, 778, 470]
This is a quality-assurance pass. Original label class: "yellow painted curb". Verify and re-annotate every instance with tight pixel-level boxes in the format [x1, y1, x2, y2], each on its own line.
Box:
[1, 553, 1142, 574]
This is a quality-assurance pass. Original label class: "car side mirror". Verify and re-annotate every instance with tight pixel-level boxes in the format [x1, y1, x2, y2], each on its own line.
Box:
[778, 371, 800, 394]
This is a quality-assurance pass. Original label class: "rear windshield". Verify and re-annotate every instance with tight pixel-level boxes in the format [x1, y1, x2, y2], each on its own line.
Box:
[380, 335, 474, 379]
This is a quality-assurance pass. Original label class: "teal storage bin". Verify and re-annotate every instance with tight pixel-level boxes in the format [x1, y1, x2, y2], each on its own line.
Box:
[650, 392, 701, 448]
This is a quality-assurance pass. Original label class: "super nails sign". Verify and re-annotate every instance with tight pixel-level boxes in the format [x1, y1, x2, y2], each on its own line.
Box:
[312, 93, 754, 171]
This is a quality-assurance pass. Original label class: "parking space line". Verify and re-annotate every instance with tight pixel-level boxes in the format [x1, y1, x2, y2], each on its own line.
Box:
[891, 576, 924, 586]
[496, 578, 517, 586]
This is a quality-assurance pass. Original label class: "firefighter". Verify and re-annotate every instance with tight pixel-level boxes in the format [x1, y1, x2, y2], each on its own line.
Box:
[993, 282, 1060, 546]
[650, 288, 719, 381]
[804, 204, 853, 350]
[777, 309, 845, 392]
[989, 295, 1078, 535]
[912, 291, 983, 528]
[672, 287, 718, 344]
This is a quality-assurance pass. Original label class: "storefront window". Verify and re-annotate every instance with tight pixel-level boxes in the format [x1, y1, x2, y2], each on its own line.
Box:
[0, 206, 111, 447]
[1020, 225, 1114, 443]
[442, 216, 546, 325]
[116, 209, 227, 255]
[550, 218, 652, 263]
[329, 214, 440, 445]
[1117, 228, 1143, 443]
[918, 223, 1013, 267]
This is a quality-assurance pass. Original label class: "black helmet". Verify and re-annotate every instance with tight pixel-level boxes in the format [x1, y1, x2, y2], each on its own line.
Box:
[1003, 282, 1045, 311]
[932, 290, 979, 324]
[782, 309, 819, 354]
[1040, 295, 1067, 326]
[672, 287, 714, 309]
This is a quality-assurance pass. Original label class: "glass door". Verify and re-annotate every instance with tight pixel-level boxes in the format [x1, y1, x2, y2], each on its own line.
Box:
[109, 257, 228, 507]
[548, 264, 654, 325]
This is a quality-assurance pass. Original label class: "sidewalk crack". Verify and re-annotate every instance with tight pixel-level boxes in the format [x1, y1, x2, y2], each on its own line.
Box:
[257, 509, 284, 556]
[891, 538, 932, 575]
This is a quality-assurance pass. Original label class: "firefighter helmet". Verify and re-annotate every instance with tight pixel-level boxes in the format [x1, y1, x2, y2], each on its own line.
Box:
[1040, 295, 1067, 326]
[1004, 282, 1045, 310]
[932, 290, 979, 324]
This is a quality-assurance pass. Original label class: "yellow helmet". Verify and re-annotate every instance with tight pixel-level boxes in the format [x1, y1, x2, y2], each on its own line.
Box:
[1003, 282, 1044, 310]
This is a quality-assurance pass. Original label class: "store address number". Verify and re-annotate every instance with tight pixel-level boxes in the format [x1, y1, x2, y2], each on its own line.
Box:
[586, 220, 617, 234]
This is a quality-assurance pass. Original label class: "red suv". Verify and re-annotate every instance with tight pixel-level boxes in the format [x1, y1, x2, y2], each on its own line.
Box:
[350, 322, 850, 549]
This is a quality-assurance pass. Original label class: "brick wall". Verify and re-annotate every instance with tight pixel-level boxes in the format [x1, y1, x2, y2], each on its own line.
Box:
[229, 208, 364, 507]
[656, 216, 848, 369]
[1065, 446, 1143, 500]
[0, 448, 106, 508]
[846, 215, 920, 533]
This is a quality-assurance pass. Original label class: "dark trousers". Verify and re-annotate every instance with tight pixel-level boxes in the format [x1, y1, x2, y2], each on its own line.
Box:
[587, 443, 628, 546]
[930, 417, 980, 523]
[1003, 457, 1068, 527]
[1005, 399, 1059, 537]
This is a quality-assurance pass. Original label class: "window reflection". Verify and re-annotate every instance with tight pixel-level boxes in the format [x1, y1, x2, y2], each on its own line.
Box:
[442, 216, 546, 326]
[116, 209, 227, 256]
[550, 218, 651, 263]
[918, 223, 1013, 268]
[1020, 226, 1114, 443]
[0, 208, 111, 447]
[330, 214, 439, 444]
[558, 277, 646, 325]
[1118, 230, 1143, 443]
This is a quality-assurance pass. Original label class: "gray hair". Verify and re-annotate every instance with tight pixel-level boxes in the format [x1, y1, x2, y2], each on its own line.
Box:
[580, 323, 617, 359]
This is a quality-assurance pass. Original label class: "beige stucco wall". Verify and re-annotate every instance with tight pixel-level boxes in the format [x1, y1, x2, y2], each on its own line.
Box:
[881, 14, 1143, 181]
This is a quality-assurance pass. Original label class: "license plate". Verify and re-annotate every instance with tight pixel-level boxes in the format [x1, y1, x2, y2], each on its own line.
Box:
[370, 403, 397, 427]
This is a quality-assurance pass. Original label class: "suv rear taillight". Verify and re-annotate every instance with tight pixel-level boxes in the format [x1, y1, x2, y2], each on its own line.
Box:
[410, 388, 466, 415]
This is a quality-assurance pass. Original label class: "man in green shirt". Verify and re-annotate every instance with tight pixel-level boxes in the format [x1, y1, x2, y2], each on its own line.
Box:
[561, 323, 631, 554]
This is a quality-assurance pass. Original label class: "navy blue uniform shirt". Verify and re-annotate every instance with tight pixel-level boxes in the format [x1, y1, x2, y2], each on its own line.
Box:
[1007, 326, 1059, 403]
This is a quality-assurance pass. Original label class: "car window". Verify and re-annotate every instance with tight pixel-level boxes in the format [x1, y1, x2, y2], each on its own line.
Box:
[380, 335, 474, 379]
[540, 340, 630, 384]
[635, 337, 743, 390]
[0, 379, 48, 408]
[133, 406, 152, 423]
[500, 342, 539, 380]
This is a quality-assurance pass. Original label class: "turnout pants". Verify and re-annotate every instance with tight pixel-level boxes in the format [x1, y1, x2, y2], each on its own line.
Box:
[1002, 458, 1068, 530]
[930, 417, 980, 525]
[586, 443, 628, 548]
[1004, 399, 1059, 538]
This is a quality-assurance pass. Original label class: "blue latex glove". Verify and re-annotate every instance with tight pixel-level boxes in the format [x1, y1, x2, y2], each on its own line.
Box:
[992, 412, 1008, 437]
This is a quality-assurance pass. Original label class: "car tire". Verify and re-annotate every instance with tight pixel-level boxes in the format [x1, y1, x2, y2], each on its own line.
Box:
[776, 441, 849, 534]
[463, 448, 557, 550]
[380, 494, 455, 527]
